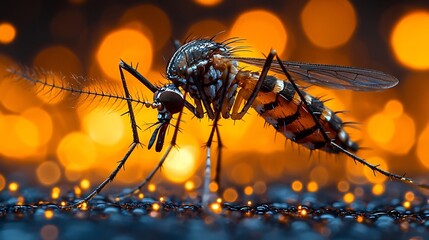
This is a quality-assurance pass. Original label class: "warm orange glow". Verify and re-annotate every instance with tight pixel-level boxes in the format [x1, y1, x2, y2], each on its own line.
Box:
[97, 28, 152, 80]
[44, 210, 54, 219]
[346, 158, 368, 185]
[82, 110, 125, 146]
[291, 180, 303, 192]
[354, 187, 364, 198]
[367, 113, 395, 144]
[363, 157, 387, 184]
[40, 225, 59, 240]
[80, 179, 90, 190]
[301, 0, 356, 48]
[185, 180, 195, 191]
[57, 132, 97, 170]
[253, 181, 267, 194]
[337, 181, 350, 192]
[367, 102, 416, 154]
[307, 181, 318, 192]
[210, 202, 222, 214]
[163, 146, 198, 183]
[185, 20, 227, 40]
[230, 162, 253, 185]
[36, 161, 61, 186]
[17, 196, 24, 205]
[194, 0, 222, 7]
[152, 203, 160, 211]
[403, 201, 411, 209]
[0, 115, 40, 158]
[74, 186, 82, 196]
[244, 186, 253, 195]
[298, 206, 308, 216]
[80, 202, 88, 211]
[343, 192, 355, 203]
[21, 107, 53, 146]
[51, 187, 60, 199]
[309, 166, 329, 187]
[229, 10, 287, 57]
[138, 193, 144, 199]
[0, 68, 41, 113]
[148, 183, 156, 192]
[405, 191, 415, 202]
[357, 215, 364, 223]
[391, 11, 429, 70]
[120, 4, 171, 51]
[9, 182, 19, 192]
[223, 188, 238, 202]
[384, 99, 403, 119]
[33, 45, 82, 78]
[416, 123, 429, 169]
[216, 198, 222, 204]
[372, 183, 385, 196]
[209, 182, 219, 193]
[0, 22, 17, 44]
[0, 174, 5, 191]
[64, 168, 82, 182]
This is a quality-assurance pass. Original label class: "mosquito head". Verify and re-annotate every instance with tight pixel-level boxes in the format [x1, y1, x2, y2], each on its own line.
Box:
[148, 84, 184, 152]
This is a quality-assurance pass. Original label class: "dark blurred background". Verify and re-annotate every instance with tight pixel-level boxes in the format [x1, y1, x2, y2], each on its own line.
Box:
[1, 0, 429, 204]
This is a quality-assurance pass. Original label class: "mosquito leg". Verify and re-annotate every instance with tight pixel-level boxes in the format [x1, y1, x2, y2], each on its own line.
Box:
[214, 125, 223, 193]
[66, 63, 143, 208]
[116, 96, 186, 197]
[202, 66, 232, 207]
[274, 54, 429, 189]
[232, 49, 276, 120]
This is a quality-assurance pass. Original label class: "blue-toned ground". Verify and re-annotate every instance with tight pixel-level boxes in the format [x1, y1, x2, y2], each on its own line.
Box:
[1, 182, 428, 240]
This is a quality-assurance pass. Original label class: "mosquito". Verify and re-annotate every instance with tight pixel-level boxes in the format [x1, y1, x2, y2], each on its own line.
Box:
[9, 36, 429, 209]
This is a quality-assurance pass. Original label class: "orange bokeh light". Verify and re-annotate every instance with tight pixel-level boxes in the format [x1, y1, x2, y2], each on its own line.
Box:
[96, 28, 153, 80]
[366, 100, 415, 155]
[0, 22, 17, 44]
[162, 145, 199, 183]
[223, 187, 238, 202]
[185, 20, 227, 41]
[390, 11, 429, 70]
[33, 45, 82, 74]
[229, 9, 287, 57]
[21, 107, 53, 146]
[301, 0, 356, 48]
[0, 114, 40, 159]
[0, 174, 5, 191]
[416, 123, 429, 169]
[36, 161, 61, 186]
[57, 132, 97, 171]
[120, 4, 171, 51]
[194, 0, 222, 7]
[82, 110, 125, 146]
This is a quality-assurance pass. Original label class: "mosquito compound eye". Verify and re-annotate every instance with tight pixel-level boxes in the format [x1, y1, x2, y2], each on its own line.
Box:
[158, 90, 184, 114]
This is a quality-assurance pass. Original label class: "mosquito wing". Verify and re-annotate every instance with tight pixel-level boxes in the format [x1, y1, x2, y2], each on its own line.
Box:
[230, 57, 399, 91]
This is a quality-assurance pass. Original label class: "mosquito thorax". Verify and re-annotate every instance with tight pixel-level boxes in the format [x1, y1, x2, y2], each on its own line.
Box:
[165, 39, 230, 84]
[154, 84, 184, 120]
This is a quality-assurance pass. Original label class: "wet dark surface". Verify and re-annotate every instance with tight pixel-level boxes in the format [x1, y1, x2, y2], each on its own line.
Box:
[1, 182, 429, 240]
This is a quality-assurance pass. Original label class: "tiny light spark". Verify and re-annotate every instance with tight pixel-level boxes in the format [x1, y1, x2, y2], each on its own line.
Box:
[138, 193, 144, 199]
[148, 184, 156, 192]
[44, 210, 54, 219]
[152, 203, 160, 211]
[403, 201, 411, 209]
[51, 187, 60, 199]
[210, 202, 222, 214]
[9, 182, 19, 192]
[80, 179, 90, 190]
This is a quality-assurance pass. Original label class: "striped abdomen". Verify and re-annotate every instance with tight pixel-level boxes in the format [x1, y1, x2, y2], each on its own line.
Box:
[235, 71, 358, 153]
